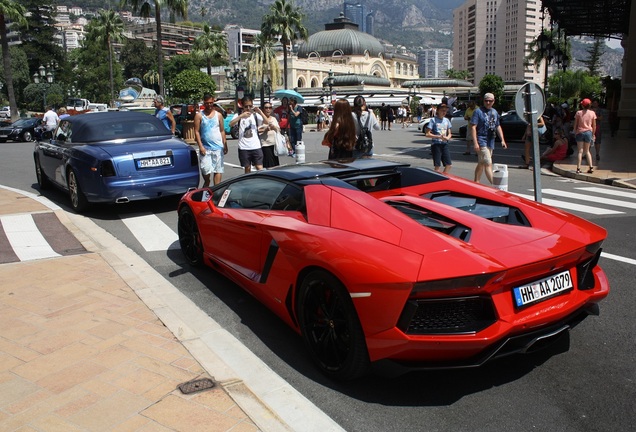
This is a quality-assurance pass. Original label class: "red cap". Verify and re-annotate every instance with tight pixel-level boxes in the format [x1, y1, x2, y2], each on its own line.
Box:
[581, 98, 592, 108]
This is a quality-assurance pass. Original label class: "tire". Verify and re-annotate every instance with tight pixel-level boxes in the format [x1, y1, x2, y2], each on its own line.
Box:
[22, 131, 33, 142]
[67, 168, 88, 212]
[34, 156, 50, 190]
[297, 270, 370, 380]
[178, 205, 204, 266]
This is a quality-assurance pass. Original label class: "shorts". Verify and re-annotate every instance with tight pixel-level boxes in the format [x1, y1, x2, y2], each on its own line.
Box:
[431, 143, 452, 167]
[238, 148, 264, 167]
[575, 130, 593, 144]
[477, 146, 493, 165]
[199, 148, 224, 175]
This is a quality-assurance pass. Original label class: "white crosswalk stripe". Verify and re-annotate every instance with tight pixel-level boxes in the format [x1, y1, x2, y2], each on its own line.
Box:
[514, 193, 624, 215]
[575, 186, 636, 199]
[1, 214, 61, 261]
[121, 214, 179, 252]
[541, 189, 636, 210]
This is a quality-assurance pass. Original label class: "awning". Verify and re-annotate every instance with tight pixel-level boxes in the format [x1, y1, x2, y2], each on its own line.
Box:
[542, 0, 630, 38]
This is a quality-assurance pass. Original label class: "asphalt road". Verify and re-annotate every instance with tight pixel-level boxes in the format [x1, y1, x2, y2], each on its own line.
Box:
[2, 128, 635, 432]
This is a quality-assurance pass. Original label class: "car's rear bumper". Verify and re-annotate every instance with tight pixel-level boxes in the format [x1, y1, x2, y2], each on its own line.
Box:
[85, 172, 200, 203]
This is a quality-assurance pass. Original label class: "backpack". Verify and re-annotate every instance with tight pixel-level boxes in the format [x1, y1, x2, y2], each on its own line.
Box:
[300, 106, 309, 125]
[355, 113, 373, 153]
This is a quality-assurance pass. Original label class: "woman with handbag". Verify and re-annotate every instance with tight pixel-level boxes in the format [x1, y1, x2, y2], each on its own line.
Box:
[256, 103, 280, 168]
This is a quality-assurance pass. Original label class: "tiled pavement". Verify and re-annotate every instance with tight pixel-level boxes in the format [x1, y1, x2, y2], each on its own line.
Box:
[0, 188, 263, 431]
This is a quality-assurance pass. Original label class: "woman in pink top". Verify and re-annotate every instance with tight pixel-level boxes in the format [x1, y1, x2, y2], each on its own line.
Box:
[573, 98, 597, 174]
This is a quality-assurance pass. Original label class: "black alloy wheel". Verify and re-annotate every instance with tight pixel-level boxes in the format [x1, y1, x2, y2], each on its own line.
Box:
[22, 131, 33, 142]
[297, 270, 369, 380]
[178, 206, 204, 266]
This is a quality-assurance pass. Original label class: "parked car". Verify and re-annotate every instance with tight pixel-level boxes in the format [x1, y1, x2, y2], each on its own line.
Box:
[419, 109, 467, 136]
[0, 106, 10, 118]
[177, 158, 609, 380]
[34, 111, 199, 212]
[0, 117, 43, 142]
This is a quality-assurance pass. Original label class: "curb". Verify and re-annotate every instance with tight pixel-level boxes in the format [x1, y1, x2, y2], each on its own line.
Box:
[2, 185, 344, 432]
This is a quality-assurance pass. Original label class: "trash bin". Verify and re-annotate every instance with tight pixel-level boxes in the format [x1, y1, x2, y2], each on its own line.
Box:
[295, 141, 305, 164]
[493, 164, 508, 191]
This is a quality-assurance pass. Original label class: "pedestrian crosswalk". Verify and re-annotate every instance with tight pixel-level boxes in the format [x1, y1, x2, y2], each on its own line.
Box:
[514, 186, 636, 216]
[0, 212, 86, 263]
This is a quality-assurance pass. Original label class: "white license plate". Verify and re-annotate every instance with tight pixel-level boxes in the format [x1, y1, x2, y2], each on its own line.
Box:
[137, 156, 171, 168]
[513, 270, 573, 308]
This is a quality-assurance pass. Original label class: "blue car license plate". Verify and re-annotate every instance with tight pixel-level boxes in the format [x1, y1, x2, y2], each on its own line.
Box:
[137, 156, 171, 169]
[513, 270, 573, 308]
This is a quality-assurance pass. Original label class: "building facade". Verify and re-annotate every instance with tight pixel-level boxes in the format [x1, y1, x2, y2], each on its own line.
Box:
[419, 49, 453, 78]
[453, 0, 548, 84]
[225, 25, 260, 61]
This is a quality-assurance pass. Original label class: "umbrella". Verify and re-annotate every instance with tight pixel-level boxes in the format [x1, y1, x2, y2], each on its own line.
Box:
[273, 89, 305, 103]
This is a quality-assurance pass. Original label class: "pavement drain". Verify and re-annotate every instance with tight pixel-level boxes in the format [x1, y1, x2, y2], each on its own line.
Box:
[178, 378, 215, 395]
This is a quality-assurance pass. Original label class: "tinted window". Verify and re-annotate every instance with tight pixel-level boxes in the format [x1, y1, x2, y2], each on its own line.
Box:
[213, 178, 303, 211]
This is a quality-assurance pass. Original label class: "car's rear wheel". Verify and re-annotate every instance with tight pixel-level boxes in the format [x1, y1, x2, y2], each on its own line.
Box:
[22, 131, 33, 142]
[67, 168, 88, 212]
[297, 270, 370, 380]
[34, 156, 50, 190]
[178, 206, 204, 266]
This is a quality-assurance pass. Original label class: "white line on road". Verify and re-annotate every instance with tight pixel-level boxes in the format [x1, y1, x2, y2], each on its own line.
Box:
[514, 193, 623, 215]
[121, 214, 179, 251]
[601, 252, 636, 266]
[575, 186, 636, 200]
[541, 189, 636, 209]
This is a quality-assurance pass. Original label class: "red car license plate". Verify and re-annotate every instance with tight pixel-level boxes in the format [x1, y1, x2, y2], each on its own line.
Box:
[513, 270, 573, 307]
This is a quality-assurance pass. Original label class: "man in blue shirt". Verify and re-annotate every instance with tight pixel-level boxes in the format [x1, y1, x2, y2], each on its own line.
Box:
[470, 93, 507, 184]
[153, 96, 176, 135]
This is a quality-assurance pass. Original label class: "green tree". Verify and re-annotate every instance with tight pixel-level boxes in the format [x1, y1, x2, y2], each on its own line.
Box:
[445, 69, 471, 81]
[478, 74, 505, 108]
[170, 69, 216, 102]
[191, 24, 228, 76]
[163, 54, 202, 88]
[0, 0, 27, 120]
[246, 33, 280, 106]
[16, 1, 65, 74]
[22, 82, 64, 111]
[90, 9, 125, 107]
[119, 0, 188, 96]
[547, 69, 602, 103]
[525, 30, 571, 91]
[0, 46, 31, 109]
[120, 38, 156, 80]
[262, 0, 308, 89]
[582, 37, 605, 77]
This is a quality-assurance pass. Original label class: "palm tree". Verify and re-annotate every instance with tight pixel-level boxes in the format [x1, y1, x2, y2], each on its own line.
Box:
[262, 0, 308, 89]
[191, 24, 228, 76]
[143, 68, 159, 91]
[0, 0, 27, 121]
[119, 0, 188, 96]
[246, 33, 280, 106]
[525, 30, 571, 91]
[91, 9, 125, 108]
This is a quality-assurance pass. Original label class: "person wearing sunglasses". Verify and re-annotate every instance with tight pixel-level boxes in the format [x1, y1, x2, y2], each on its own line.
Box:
[229, 96, 264, 173]
[470, 93, 507, 184]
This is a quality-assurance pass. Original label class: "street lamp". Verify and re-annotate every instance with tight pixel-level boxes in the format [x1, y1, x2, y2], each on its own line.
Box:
[325, 70, 336, 105]
[32, 63, 55, 111]
[224, 59, 247, 108]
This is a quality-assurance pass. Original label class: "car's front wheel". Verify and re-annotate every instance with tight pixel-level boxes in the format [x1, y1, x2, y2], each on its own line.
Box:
[67, 168, 88, 212]
[22, 131, 33, 142]
[178, 206, 204, 266]
[297, 270, 370, 380]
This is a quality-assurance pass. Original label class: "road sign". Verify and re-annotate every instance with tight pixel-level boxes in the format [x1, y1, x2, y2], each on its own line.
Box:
[515, 82, 545, 123]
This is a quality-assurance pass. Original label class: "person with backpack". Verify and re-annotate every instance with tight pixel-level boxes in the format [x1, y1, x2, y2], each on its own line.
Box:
[352, 95, 380, 158]
[288, 97, 304, 156]
[425, 103, 453, 173]
[322, 99, 357, 160]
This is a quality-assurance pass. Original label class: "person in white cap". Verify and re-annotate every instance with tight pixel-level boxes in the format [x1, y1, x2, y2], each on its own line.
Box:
[470, 93, 507, 184]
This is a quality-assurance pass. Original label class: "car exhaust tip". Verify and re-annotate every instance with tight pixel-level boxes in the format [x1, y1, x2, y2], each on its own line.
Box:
[115, 197, 129, 204]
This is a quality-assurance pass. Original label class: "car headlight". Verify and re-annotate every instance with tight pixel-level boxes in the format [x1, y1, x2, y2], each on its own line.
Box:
[12, 128, 22, 134]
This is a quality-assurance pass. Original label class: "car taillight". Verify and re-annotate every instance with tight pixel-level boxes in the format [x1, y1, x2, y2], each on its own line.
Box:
[101, 160, 116, 177]
[190, 149, 198, 166]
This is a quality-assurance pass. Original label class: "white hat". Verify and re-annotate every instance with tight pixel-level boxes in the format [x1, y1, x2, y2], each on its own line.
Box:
[561, 102, 568, 108]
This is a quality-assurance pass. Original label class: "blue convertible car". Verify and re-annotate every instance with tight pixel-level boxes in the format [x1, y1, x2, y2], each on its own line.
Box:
[34, 111, 200, 212]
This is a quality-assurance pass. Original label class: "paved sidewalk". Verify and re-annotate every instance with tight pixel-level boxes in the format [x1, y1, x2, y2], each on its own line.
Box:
[0, 188, 262, 431]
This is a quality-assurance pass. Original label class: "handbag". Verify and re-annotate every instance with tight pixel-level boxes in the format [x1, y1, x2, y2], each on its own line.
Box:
[275, 132, 288, 156]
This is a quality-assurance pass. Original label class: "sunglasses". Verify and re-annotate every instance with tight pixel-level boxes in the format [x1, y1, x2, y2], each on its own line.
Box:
[263, 106, 273, 109]
[243, 105, 253, 108]
[484, 99, 494, 102]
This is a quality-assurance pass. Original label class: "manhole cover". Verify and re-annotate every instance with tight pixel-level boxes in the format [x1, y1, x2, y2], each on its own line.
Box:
[178, 378, 215, 395]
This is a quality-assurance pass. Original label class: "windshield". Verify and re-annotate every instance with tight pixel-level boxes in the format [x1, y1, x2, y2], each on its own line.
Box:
[12, 119, 35, 128]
